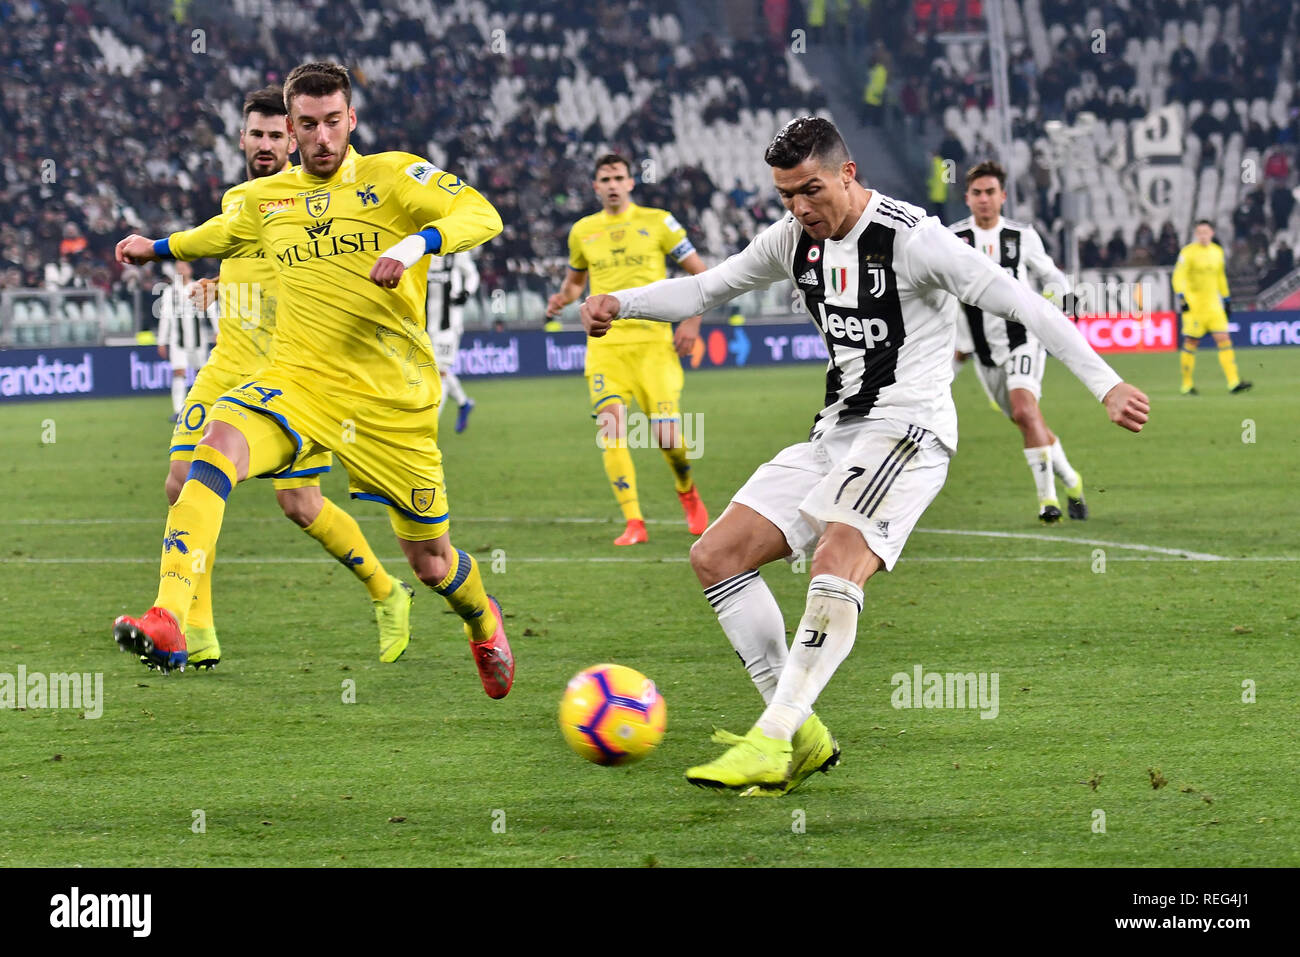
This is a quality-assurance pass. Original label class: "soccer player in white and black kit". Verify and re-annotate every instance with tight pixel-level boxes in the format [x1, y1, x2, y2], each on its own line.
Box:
[426, 252, 480, 433]
[582, 117, 1149, 794]
[156, 259, 214, 421]
[950, 161, 1088, 523]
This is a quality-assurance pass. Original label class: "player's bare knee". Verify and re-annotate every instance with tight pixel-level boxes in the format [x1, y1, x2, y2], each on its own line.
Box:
[410, 553, 451, 588]
[689, 533, 726, 584]
[164, 473, 183, 505]
[198, 421, 251, 479]
[276, 488, 322, 528]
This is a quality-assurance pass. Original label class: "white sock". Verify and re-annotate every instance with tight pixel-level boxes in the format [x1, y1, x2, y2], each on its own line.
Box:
[171, 375, 187, 415]
[442, 371, 468, 407]
[757, 573, 863, 741]
[1049, 438, 1080, 490]
[702, 570, 788, 704]
[1023, 445, 1056, 503]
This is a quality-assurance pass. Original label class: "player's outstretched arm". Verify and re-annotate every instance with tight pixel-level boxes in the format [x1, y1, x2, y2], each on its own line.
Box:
[606, 221, 789, 325]
[116, 235, 160, 265]
[910, 223, 1149, 432]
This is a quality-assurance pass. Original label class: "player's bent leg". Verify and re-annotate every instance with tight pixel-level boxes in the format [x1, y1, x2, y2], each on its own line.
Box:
[1009, 390, 1061, 523]
[280, 484, 409, 662]
[1211, 331, 1250, 392]
[692, 502, 795, 705]
[397, 532, 513, 698]
[597, 402, 645, 544]
[1180, 336, 1200, 394]
[655, 419, 708, 535]
[113, 413, 292, 672]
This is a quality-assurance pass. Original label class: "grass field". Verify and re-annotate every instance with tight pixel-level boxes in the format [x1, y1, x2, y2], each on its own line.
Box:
[1, 348, 1296, 867]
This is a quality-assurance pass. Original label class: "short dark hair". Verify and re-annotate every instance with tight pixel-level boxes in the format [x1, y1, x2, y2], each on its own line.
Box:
[243, 85, 286, 121]
[764, 116, 850, 170]
[593, 153, 632, 179]
[283, 62, 351, 109]
[1195, 219, 1214, 229]
[965, 160, 1007, 189]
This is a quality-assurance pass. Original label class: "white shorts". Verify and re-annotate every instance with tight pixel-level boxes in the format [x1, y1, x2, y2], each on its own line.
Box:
[170, 347, 207, 372]
[731, 418, 951, 571]
[974, 340, 1046, 418]
[433, 330, 459, 370]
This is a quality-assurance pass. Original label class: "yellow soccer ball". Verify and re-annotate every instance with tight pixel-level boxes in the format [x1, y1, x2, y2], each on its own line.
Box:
[558, 664, 667, 765]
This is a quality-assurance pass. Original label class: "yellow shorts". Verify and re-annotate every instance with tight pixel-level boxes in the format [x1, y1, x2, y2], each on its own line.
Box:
[209, 369, 448, 541]
[586, 342, 684, 421]
[170, 363, 331, 491]
[1182, 308, 1228, 339]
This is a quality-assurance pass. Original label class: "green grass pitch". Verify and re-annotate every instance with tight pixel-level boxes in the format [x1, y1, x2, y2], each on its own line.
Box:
[1, 347, 1296, 866]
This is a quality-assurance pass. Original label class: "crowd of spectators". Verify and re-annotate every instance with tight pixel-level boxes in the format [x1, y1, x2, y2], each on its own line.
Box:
[0, 0, 826, 319]
[821, 0, 1300, 286]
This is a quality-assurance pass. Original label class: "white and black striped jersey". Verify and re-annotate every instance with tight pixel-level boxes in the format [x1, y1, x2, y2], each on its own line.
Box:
[613, 190, 1122, 452]
[948, 215, 1069, 368]
[426, 253, 480, 337]
[157, 278, 214, 353]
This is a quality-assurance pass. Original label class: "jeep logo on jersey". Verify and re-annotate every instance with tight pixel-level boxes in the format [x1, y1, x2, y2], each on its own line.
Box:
[304, 192, 330, 218]
[815, 301, 890, 348]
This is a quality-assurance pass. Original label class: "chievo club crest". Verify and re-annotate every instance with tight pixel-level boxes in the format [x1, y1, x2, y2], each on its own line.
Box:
[305, 191, 331, 219]
[828, 267, 848, 295]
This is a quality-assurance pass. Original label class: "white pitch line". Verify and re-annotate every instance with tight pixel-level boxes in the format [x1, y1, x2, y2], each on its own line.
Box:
[1, 555, 1296, 566]
[0, 517, 1248, 562]
[917, 528, 1228, 561]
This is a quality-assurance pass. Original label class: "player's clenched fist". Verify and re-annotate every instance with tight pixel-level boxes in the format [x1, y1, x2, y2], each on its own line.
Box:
[580, 294, 620, 337]
[1103, 383, 1150, 433]
[116, 234, 158, 265]
[369, 257, 406, 289]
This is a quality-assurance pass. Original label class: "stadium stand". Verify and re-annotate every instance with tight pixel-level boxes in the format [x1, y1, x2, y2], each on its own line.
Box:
[0, 0, 831, 342]
[807, 0, 1300, 293]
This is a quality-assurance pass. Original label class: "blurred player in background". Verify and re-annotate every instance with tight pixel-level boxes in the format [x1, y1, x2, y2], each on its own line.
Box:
[113, 64, 513, 698]
[156, 259, 214, 422]
[159, 86, 411, 670]
[1174, 220, 1251, 395]
[427, 251, 479, 433]
[547, 153, 709, 546]
[950, 161, 1088, 523]
[582, 117, 1149, 794]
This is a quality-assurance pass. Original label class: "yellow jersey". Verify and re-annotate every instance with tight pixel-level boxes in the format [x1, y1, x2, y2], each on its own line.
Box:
[567, 202, 694, 349]
[173, 178, 279, 376]
[168, 147, 502, 410]
[1171, 241, 1229, 314]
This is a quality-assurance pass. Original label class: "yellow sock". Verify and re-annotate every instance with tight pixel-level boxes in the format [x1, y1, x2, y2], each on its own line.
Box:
[1180, 349, 1196, 390]
[433, 548, 496, 641]
[601, 441, 642, 521]
[1216, 342, 1240, 388]
[186, 541, 215, 630]
[660, 444, 695, 494]
[155, 445, 236, 624]
[304, 498, 391, 601]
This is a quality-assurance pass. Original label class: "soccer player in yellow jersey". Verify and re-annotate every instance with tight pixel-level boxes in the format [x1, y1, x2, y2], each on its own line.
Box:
[547, 154, 710, 545]
[1173, 220, 1252, 395]
[164, 86, 412, 670]
[112, 62, 514, 698]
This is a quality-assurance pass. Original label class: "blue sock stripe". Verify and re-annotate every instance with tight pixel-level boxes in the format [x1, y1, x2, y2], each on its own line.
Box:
[435, 548, 474, 597]
[187, 459, 232, 500]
